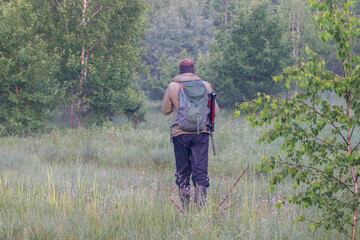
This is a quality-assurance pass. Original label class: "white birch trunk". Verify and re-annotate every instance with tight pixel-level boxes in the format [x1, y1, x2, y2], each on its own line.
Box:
[76, 0, 88, 128]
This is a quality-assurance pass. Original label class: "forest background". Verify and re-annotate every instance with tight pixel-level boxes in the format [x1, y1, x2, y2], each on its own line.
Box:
[2, 0, 360, 134]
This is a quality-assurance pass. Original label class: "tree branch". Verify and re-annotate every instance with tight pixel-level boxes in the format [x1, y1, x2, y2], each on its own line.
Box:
[350, 126, 356, 140]
[295, 165, 353, 188]
[169, 197, 184, 215]
[310, 134, 347, 152]
[87, 37, 102, 54]
[276, 161, 356, 194]
[331, 197, 352, 207]
[301, 197, 353, 230]
[351, 142, 360, 154]
[270, 95, 348, 144]
[222, 199, 241, 211]
[88, 1, 99, 11]
[296, 100, 347, 144]
[202, 166, 249, 233]
[92, 6, 103, 17]
[14, 83, 19, 97]
[52, 0, 60, 9]
[302, 214, 353, 230]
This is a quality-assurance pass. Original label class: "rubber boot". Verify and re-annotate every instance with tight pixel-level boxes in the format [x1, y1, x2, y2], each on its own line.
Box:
[179, 186, 190, 209]
[194, 185, 207, 206]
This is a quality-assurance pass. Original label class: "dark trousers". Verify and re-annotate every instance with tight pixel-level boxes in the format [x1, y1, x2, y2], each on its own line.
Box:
[172, 133, 209, 188]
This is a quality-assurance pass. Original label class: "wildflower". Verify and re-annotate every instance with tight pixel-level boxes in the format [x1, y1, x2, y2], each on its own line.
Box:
[12, 195, 15, 198]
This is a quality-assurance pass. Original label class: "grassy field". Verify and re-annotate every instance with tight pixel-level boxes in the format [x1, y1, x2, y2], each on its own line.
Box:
[0, 102, 346, 239]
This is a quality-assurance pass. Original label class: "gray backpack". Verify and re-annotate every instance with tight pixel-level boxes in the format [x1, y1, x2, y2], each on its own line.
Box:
[172, 80, 210, 134]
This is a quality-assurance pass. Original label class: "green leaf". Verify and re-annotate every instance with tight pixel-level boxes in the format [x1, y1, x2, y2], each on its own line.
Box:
[321, 31, 332, 42]
[270, 103, 279, 110]
[309, 224, 317, 230]
[275, 201, 282, 210]
[240, 102, 249, 110]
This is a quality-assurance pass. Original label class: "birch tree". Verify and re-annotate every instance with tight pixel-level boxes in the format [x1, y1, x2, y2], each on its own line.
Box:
[33, 0, 147, 127]
[241, 0, 360, 238]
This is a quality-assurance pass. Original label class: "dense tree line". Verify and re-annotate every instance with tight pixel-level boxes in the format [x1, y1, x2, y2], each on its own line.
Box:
[142, 0, 354, 106]
[1, 0, 358, 135]
[0, 0, 146, 135]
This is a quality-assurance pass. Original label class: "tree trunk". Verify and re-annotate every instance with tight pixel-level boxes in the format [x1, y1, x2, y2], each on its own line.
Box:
[251, 67, 256, 96]
[69, 102, 74, 128]
[352, 173, 358, 240]
[77, 48, 88, 128]
[348, 91, 358, 240]
[76, 0, 88, 128]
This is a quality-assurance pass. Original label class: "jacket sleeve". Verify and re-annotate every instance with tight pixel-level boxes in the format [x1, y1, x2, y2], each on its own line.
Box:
[161, 84, 173, 115]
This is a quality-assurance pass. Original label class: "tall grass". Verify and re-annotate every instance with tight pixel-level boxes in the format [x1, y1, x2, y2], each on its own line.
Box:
[0, 102, 346, 239]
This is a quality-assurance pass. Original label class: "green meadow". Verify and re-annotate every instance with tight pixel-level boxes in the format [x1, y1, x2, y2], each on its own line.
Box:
[0, 102, 345, 239]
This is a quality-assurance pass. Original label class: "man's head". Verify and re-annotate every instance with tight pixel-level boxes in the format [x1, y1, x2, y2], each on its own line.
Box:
[179, 59, 194, 74]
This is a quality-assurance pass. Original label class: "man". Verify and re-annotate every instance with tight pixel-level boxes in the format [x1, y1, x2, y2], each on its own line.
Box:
[161, 59, 219, 207]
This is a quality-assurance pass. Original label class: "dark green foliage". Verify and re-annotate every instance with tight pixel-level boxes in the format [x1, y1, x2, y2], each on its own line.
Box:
[0, 0, 63, 135]
[117, 86, 147, 126]
[205, 2, 291, 107]
[0, 0, 148, 133]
